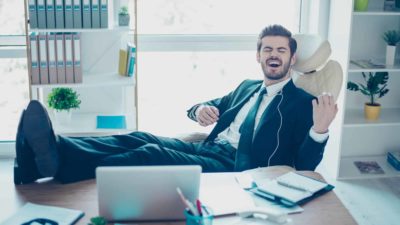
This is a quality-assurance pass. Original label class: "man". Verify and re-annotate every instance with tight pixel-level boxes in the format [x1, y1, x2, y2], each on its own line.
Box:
[14, 24, 337, 184]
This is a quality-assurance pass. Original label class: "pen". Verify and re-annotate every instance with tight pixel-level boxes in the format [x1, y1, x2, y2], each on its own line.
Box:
[277, 180, 310, 193]
[196, 199, 203, 216]
[176, 187, 199, 216]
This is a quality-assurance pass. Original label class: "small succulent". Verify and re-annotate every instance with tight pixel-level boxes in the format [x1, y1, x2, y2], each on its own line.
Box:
[119, 6, 129, 15]
[88, 216, 107, 225]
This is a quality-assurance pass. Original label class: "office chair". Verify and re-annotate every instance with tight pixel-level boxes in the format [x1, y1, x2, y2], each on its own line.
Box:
[292, 34, 343, 101]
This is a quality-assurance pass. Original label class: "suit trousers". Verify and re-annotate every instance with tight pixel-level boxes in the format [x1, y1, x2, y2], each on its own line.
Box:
[54, 131, 236, 183]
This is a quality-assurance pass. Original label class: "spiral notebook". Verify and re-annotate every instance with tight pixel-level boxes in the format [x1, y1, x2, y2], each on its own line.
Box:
[250, 172, 334, 207]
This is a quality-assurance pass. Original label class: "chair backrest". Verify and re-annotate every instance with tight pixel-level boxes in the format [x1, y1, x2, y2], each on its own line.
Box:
[292, 34, 343, 102]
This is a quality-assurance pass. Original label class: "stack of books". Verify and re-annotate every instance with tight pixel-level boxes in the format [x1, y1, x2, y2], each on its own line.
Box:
[387, 151, 400, 171]
[118, 42, 136, 77]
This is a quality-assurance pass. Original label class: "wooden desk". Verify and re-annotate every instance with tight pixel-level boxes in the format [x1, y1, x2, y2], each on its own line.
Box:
[0, 160, 357, 225]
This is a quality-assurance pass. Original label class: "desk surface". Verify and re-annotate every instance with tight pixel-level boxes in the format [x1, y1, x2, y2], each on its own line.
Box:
[1, 161, 357, 225]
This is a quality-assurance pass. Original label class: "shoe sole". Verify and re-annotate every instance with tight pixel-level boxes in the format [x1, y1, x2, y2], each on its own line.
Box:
[22, 100, 58, 177]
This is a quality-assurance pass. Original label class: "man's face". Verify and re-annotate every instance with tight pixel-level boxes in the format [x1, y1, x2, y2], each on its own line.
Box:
[257, 36, 296, 84]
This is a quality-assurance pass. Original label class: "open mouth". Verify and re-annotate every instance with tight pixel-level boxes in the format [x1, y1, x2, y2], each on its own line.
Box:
[267, 59, 282, 68]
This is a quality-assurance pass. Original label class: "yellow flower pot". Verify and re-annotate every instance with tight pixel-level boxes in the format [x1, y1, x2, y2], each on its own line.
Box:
[364, 103, 381, 121]
[354, 0, 369, 11]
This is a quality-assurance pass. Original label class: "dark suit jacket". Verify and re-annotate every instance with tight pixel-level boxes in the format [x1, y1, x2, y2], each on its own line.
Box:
[187, 79, 327, 171]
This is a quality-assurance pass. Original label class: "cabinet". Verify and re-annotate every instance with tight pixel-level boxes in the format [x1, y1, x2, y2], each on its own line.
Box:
[327, 0, 400, 180]
[23, 0, 138, 136]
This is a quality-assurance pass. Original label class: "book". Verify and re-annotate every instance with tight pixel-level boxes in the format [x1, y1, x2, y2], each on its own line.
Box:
[249, 172, 334, 207]
[387, 151, 400, 170]
[96, 115, 127, 129]
[354, 161, 385, 174]
[2, 202, 84, 225]
[350, 59, 385, 69]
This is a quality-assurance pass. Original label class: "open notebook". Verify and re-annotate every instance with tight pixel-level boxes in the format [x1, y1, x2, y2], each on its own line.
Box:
[250, 172, 334, 207]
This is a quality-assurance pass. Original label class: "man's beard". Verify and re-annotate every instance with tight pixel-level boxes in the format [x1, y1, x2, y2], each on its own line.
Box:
[262, 60, 291, 81]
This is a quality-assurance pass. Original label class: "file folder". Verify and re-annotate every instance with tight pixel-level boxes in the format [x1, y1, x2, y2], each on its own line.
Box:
[55, 33, 66, 83]
[91, 0, 100, 28]
[73, 0, 82, 28]
[100, 0, 108, 28]
[29, 33, 40, 84]
[82, 0, 91, 28]
[37, 0, 47, 28]
[28, 0, 38, 29]
[55, 0, 65, 28]
[47, 33, 57, 84]
[64, 0, 73, 28]
[65, 33, 74, 83]
[72, 33, 82, 83]
[38, 33, 49, 84]
[46, 0, 56, 29]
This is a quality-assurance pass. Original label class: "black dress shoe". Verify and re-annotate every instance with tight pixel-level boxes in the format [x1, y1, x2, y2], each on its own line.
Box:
[14, 109, 42, 185]
[23, 100, 59, 177]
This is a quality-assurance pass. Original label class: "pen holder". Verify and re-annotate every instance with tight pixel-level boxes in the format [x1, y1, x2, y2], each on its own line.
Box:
[184, 206, 213, 225]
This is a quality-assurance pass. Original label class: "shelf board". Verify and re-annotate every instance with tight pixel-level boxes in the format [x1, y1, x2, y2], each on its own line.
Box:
[50, 112, 136, 136]
[353, 11, 400, 16]
[31, 73, 135, 88]
[348, 62, 400, 73]
[338, 155, 400, 180]
[344, 108, 400, 127]
[30, 26, 131, 33]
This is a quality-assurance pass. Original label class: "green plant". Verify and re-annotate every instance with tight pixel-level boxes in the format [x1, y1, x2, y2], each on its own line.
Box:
[88, 216, 107, 225]
[382, 30, 400, 46]
[47, 87, 81, 112]
[347, 72, 389, 106]
[119, 6, 129, 15]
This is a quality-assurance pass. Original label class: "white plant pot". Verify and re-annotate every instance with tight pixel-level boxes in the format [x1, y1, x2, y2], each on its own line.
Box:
[386, 45, 396, 66]
[54, 110, 72, 126]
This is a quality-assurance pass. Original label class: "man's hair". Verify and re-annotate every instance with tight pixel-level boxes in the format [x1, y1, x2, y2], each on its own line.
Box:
[257, 24, 297, 57]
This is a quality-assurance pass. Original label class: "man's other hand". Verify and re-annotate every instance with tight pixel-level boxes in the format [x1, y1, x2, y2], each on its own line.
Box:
[312, 93, 338, 134]
[196, 105, 219, 127]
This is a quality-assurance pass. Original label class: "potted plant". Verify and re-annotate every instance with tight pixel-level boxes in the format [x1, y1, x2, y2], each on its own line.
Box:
[354, 0, 369, 11]
[383, 30, 400, 65]
[47, 87, 81, 124]
[347, 72, 389, 120]
[118, 6, 130, 26]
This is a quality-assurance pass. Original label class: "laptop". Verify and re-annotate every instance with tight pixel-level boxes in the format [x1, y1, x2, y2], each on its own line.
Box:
[96, 165, 201, 222]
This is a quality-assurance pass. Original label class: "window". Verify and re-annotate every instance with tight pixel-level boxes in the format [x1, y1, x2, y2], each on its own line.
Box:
[137, 0, 302, 136]
[0, 0, 29, 143]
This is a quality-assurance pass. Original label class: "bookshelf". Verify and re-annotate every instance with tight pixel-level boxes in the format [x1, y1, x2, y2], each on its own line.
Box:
[23, 0, 138, 136]
[326, 0, 400, 180]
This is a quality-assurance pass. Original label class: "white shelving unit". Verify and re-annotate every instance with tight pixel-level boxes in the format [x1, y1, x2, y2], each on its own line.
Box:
[327, 0, 400, 180]
[24, 0, 138, 136]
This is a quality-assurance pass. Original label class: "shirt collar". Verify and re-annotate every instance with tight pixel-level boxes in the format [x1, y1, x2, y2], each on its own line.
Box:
[261, 78, 292, 96]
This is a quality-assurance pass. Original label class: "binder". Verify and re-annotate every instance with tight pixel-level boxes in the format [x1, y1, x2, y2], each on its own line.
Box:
[100, 0, 108, 28]
[126, 43, 136, 77]
[249, 172, 334, 207]
[72, 33, 82, 83]
[37, 0, 47, 28]
[46, 0, 56, 29]
[38, 33, 49, 84]
[55, 0, 65, 28]
[28, 0, 38, 29]
[55, 33, 66, 83]
[29, 33, 40, 84]
[64, 0, 73, 28]
[91, 0, 100, 28]
[64, 33, 74, 83]
[73, 0, 82, 28]
[82, 0, 91, 28]
[118, 48, 128, 76]
[47, 33, 57, 84]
